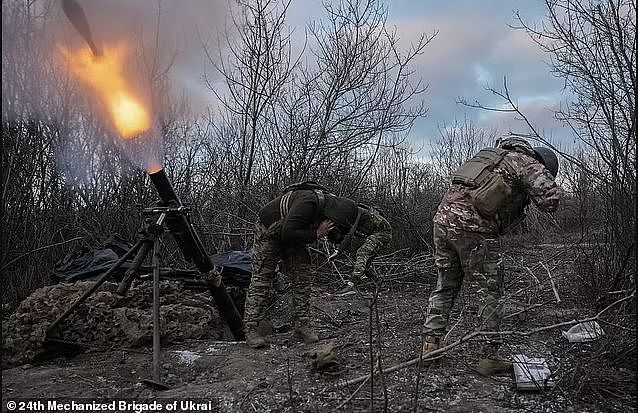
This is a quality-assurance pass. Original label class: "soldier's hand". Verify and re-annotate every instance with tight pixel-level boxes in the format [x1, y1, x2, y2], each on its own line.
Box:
[316, 219, 335, 239]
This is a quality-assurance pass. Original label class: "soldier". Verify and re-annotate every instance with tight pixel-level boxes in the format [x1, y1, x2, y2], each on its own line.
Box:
[422, 137, 561, 375]
[244, 182, 392, 348]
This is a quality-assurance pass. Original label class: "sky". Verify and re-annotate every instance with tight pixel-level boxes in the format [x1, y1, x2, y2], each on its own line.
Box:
[378, 0, 569, 148]
[286, 0, 571, 151]
[46, 0, 573, 152]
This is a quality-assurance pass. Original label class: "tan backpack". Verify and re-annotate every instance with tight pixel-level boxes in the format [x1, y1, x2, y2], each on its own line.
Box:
[452, 148, 511, 217]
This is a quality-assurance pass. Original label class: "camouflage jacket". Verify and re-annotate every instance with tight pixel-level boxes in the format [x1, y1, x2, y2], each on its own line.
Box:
[433, 138, 561, 235]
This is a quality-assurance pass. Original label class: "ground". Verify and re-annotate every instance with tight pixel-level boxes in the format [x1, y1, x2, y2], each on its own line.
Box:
[2, 241, 636, 412]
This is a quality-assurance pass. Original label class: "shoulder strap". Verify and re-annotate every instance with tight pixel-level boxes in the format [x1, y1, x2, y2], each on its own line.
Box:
[337, 206, 364, 252]
[279, 191, 294, 219]
[279, 188, 326, 219]
[313, 189, 326, 212]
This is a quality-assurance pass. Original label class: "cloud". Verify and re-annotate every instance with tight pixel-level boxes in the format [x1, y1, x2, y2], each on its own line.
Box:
[47, 0, 571, 149]
[382, 2, 571, 149]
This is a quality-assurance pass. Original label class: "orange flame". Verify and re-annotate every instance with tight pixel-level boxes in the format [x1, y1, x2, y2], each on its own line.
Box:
[59, 43, 151, 139]
[148, 165, 163, 174]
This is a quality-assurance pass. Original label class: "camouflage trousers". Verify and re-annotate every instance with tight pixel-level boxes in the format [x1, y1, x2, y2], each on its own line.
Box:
[352, 212, 392, 281]
[424, 223, 504, 355]
[244, 222, 313, 326]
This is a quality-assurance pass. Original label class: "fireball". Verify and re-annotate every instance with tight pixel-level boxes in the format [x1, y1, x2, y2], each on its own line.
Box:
[59, 43, 151, 139]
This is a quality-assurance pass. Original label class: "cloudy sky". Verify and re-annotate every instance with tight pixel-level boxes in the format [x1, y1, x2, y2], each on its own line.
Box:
[373, 0, 570, 148]
[287, 0, 572, 151]
[54, 0, 573, 151]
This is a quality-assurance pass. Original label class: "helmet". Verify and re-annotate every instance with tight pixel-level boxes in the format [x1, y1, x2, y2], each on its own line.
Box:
[532, 147, 558, 178]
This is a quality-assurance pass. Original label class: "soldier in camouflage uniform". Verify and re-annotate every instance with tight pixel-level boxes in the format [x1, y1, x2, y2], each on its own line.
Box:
[244, 183, 392, 348]
[328, 204, 392, 291]
[422, 138, 561, 375]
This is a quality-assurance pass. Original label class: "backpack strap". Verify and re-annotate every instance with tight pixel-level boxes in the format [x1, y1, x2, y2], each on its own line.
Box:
[313, 189, 326, 213]
[279, 191, 294, 219]
[279, 188, 326, 219]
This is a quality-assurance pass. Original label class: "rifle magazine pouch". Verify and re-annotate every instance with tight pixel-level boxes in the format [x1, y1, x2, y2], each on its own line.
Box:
[452, 148, 506, 186]
[452, 159, 492, 187]
[469, 173, 511, 217]
[452, 148, 510, 217]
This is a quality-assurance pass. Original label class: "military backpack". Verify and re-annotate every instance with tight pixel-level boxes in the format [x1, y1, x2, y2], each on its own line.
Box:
[279, 181, 329, 219]
[452, 148, 511, 217]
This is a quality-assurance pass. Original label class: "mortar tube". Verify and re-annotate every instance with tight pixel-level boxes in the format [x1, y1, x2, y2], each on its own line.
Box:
[148, 168, 244, 340]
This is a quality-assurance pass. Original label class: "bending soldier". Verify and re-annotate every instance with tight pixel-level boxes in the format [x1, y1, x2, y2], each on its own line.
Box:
[244, 182, 392, 348]
[422, 137, 561, 375]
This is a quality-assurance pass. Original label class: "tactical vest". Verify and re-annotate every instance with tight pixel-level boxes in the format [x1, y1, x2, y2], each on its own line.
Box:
[452, 148, 511, 217]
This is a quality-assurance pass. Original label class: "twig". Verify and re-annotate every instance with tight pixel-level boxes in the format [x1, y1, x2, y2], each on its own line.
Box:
[2, 236, 83, 270]
[443, 304, 467, 343]
[332, 376, 370, 412]
[540, 261, 561, 303]
[342, 292, 635, 387]
[524, 266, 542, 286]
[503, 300, 553, 320]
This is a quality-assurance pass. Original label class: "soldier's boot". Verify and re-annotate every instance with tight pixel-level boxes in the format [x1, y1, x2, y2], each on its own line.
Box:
[477, 358, 513, 376]
[294, 318, 319, 344]
[421, 336, 440, 357]
[336, 280, 356, 295]
[245, 322, 267, 348]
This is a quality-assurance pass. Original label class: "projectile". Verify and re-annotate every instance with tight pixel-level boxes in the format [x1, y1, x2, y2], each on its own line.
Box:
[61, 0, 101, 56]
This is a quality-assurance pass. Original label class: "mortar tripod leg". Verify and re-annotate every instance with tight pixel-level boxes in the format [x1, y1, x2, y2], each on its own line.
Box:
[46, 240, 144, 337]
[144, 236, 169, 390]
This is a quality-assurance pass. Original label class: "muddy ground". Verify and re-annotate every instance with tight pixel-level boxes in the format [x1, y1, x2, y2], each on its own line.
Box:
[2, 241, 636, 412]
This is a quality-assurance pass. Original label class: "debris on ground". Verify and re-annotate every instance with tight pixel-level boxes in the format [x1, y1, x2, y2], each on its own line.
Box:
[1, 241, 635, 412]
[512, 354, 555, 391]
[562, 321, 606, 343]
[307, 342, 344, 376]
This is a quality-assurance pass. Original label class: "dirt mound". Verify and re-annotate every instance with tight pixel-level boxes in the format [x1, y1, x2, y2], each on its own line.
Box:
[2, 280, 223, 367]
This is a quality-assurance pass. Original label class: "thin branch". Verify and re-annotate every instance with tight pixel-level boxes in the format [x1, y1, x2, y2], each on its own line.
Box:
[342, 292, 634, 387]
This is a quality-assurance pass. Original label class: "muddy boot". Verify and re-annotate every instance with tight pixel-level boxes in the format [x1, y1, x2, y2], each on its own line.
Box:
[477, 358, 513, 376]
[245, 322, 267, 348]
[422, 336, 440, 357]
[294, 319, 319, 344]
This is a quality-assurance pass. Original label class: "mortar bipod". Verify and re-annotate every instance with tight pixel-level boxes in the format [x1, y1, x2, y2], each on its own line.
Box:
[115, 210, 172, 296]
[44, 208, 183, 391]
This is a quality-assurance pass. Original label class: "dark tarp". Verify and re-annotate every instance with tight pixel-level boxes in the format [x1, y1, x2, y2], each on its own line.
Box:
[51, 234, 252, 287]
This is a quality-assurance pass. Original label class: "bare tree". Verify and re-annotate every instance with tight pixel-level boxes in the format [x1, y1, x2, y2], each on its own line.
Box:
[205, 0, 298, 188]
[287, 0, 436, 194]
[429, 116, 498, 182]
